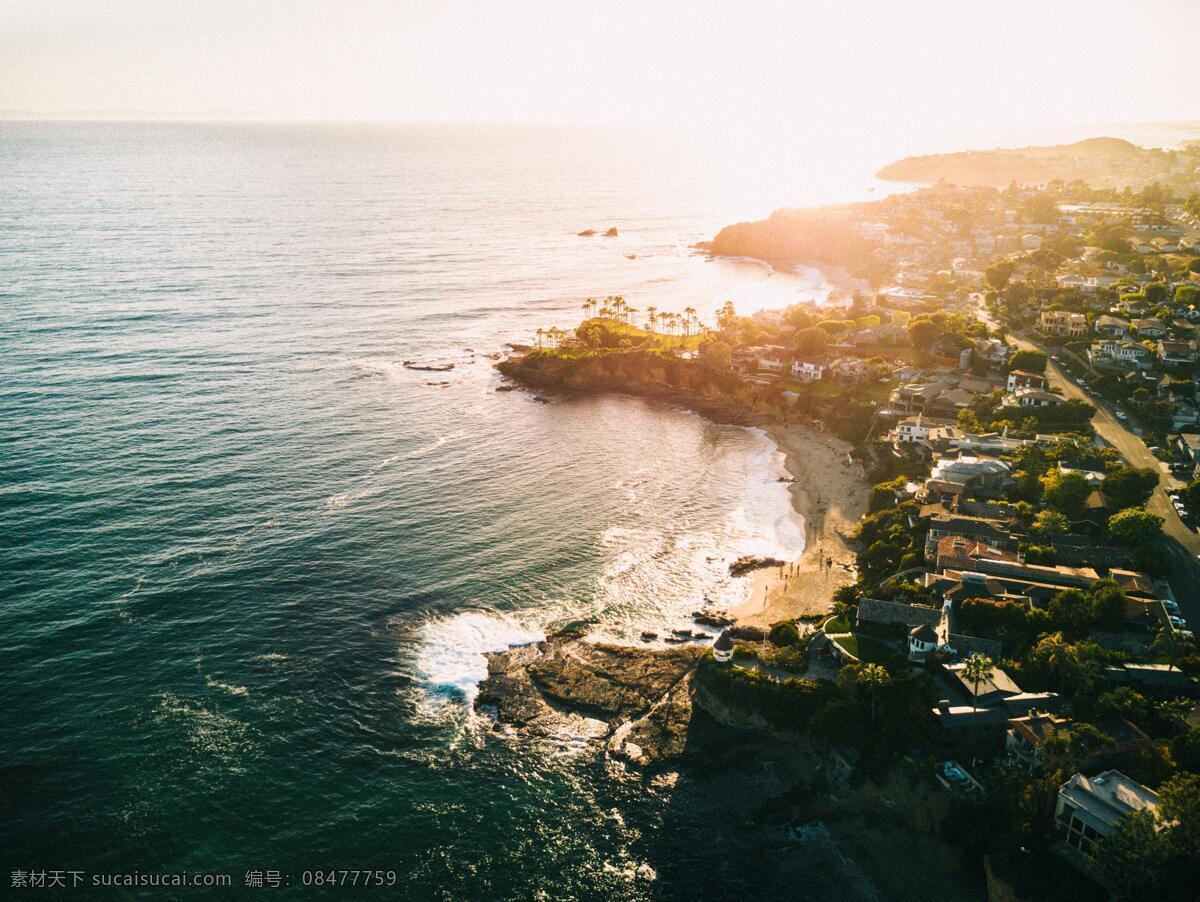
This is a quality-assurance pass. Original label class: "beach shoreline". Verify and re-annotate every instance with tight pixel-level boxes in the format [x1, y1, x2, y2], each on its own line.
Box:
[729, 423, 869, 627]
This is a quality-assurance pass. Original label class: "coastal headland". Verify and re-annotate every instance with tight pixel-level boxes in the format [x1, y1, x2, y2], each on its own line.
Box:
[484, 133, 1200, 897]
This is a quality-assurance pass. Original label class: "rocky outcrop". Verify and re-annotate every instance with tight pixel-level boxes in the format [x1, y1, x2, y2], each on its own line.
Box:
[729, 555, 786, 576]
[474, 629, 704, 758]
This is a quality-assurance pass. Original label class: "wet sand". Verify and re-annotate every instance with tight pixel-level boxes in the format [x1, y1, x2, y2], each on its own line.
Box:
[730, 423, 869, 627]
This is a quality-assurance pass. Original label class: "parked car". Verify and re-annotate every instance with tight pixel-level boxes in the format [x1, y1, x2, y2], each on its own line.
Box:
[1169, 615, 1188, 628]
[1116, 411, 1128, 421]
[1163, 600, 1180, 612]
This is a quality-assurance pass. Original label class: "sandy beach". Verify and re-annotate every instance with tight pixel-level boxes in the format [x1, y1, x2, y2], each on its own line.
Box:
[729, 423, 870, 628]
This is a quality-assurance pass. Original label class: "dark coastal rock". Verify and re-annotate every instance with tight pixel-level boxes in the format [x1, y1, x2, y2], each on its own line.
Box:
[729, 555, 787, 577]
[603, 227, 618, 237]
[577, 229, 597, 237]
[693, 611, 734, 629]
[403, 360, 456, 372]
[495, 384, 516, 392]
[475, 631, 704, 755]
[531, 395, 550, 403]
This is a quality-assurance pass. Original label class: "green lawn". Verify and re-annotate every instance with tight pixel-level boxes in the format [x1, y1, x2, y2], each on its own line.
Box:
[833, 634, 904, 666]
[824, 615, 853, 634]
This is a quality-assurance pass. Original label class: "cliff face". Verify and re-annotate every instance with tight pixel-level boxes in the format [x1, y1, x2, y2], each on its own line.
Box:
[704, 208, 869, 268]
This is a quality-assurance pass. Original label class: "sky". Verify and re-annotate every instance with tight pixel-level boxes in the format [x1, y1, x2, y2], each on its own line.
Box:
[4, 0, 1200, 151]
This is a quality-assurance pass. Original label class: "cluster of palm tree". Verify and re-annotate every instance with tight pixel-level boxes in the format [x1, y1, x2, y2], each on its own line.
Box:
[533, 326, 569, 349]
[580, 296, 705, 341]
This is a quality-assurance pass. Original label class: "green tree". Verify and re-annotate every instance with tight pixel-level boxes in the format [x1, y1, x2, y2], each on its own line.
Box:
[1107, 507, 1164, 547]
[794, 326, 829, 356]
[907, 316, 940, 353]
[1041, 471, 1092, 512]
[699, 338, 732, 371]
[984, 261, 1014, 291]
[1048, 589, 1094, 638]
[1180, 479, 1200, 515]
[1102, 467, 1160, 510]
[856, 663, 891, 725]
[1008, 349, 1048, 373]
[1030, 509, 1069, 536]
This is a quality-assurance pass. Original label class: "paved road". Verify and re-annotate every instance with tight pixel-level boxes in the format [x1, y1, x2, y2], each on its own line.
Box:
[1004, 329, 1200, 625]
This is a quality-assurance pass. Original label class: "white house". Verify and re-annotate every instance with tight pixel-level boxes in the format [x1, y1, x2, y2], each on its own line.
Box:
[756, 346, 788, 373]
[791, 360, 825, 382]
[907, 623, 938, 663]
[1003, 387, 1064, 409]
[1055, 770, 1159, 856]
[712, 630, 734, 663]
[1006, 370, 1048, 393]
[1089, 340, 1153, 369]
[1133, 318, 1168, 339]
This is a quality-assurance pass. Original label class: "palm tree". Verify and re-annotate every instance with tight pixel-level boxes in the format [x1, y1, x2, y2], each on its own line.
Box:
[683, 306, 698, 339]
[535, 327, 545, 350]
[962, 653, 994, 713]
[1032, 632, 1079, 689]
[582, 301, 592, 320]
[1152, 627, 1192, 674]
[856, 663, 891, 725]
[647, 306, 658, 332]
[599, 305, 613, 319]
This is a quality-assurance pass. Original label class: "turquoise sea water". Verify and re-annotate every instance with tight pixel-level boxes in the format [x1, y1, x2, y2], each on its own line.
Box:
[1, 122, 879, 898]
[5, 119, 1200, 899]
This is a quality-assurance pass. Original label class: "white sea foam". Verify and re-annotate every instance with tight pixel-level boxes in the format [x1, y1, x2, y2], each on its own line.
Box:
[416, 610, 545, 702]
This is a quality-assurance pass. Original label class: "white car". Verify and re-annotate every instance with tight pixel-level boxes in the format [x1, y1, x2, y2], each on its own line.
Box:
[1116, 411, 1128, 421]
[1169, 615, 1187, 628]
[1163, 600, 1180, 612]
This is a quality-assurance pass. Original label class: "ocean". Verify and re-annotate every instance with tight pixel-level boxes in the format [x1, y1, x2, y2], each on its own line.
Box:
[1, 120, 1193, 898]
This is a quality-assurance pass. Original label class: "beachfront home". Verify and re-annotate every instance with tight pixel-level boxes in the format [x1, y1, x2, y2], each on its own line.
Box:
[1055, 771, 1160, 856]
[907, 623, 938, 664]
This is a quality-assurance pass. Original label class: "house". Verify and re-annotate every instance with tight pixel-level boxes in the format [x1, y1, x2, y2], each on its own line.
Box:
[891, 415, 954, 446]
[1003, 387, 1063, 408]
[925, 388, 979, 420]
[1133, 318, 1169, 339]
[1055, 770, 1159, 856]
[1089, 340, 1153, 369]
[934, 535, 1020, 571]
[827, 357, 870, 386]
[908, 624, 938, 663]
[1158, 340, 1197, 365]
[856, 598, 943, 632]
[973, 338, 1011, 369]
[1007, 713, 1152, 771]
[791, 360, 825, 382]
[1093, 314, 1130, 338]
[946, 661, 1022, 708]
[755, 346, 788, 373]
[1006, 370, 1048, 393]
[1038, 310, 1087, 338]
[929, 454, 1013, 491]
